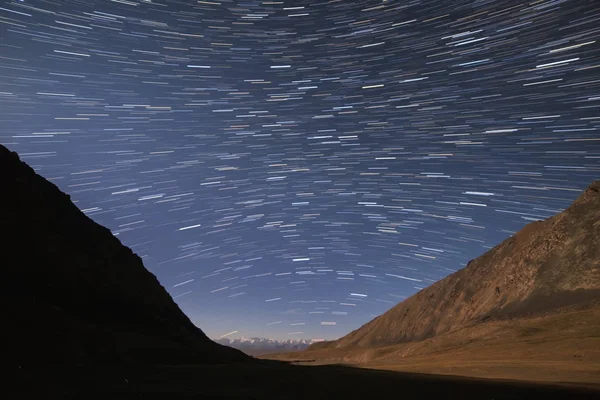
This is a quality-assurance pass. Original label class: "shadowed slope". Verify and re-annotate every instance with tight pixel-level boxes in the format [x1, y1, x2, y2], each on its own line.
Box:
[0, 144, 249, 365]
[313, 182, 600, 350]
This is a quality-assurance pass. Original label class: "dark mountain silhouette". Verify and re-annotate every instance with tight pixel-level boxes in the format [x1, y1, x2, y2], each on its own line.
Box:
[1, 144, 249, 365]
[309, 181, 600, 351]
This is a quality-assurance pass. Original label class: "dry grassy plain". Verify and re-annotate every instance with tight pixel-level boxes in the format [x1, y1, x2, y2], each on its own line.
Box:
[264, 306, 600, 388]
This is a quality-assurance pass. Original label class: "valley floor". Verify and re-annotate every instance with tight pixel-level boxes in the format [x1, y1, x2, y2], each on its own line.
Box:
[265, 307, 600, 389]
[8, 360, 600, 399]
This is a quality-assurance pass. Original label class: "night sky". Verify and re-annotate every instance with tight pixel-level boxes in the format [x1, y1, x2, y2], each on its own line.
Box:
[1, 0, 599, 341]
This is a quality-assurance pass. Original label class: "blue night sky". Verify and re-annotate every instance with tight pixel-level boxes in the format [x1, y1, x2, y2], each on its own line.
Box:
[1, 0, 599, 341]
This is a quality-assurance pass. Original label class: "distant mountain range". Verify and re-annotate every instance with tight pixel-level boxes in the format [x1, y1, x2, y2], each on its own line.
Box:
[216, 337, 318, 356]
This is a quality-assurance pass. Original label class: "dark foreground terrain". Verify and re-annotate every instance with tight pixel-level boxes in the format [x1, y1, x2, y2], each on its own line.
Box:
[9, 360, 600, 400]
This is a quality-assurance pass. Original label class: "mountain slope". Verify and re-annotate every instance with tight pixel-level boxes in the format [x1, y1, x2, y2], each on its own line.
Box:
[0, 144, 249, 365]
[315, 181, 600, 350]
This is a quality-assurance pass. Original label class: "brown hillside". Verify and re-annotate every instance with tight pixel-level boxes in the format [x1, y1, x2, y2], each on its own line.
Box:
[0, 144, 249, 365]
[314, 182, 600, 350]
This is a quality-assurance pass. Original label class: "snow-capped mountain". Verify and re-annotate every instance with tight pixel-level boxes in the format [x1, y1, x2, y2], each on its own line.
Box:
[215, 337, 320, 356]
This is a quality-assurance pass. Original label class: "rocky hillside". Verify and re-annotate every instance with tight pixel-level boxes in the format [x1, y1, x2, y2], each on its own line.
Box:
[1, 144, 249, 365]
[314, 181, 600, 350]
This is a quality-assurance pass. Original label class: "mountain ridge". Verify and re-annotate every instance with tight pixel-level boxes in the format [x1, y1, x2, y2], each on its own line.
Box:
[1, 144, 250, 365]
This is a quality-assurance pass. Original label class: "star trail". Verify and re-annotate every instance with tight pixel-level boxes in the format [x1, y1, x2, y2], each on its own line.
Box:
[1, 0, 599, 340]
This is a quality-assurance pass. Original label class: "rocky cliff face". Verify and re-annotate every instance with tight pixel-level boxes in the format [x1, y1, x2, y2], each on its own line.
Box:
[1, 144, 249, 365]
[316, 182, 600, 350]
